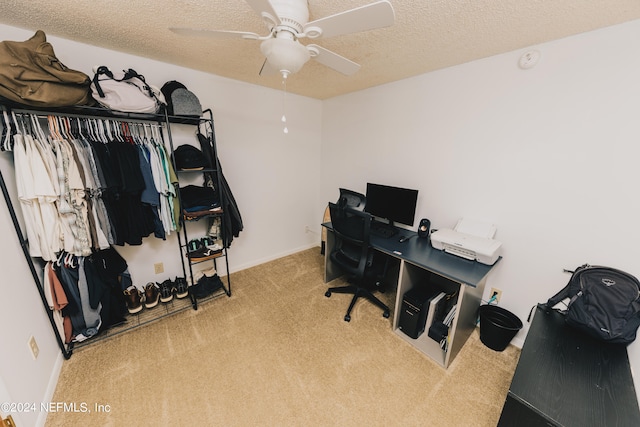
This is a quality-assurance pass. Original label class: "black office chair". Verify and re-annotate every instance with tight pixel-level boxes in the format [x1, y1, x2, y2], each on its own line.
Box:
[338, 188, 366, 211]
[322, 188, 366, 256]
[325, 202, 390, 322]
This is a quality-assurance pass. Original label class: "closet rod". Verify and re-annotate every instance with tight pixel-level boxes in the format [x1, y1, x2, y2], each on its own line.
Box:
[0, 165, 71, 358]
[0, 100, 202, 126]
[6, 109, 166, 125]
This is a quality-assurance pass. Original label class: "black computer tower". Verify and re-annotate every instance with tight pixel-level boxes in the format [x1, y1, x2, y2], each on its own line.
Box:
[399, 287, 436, 339]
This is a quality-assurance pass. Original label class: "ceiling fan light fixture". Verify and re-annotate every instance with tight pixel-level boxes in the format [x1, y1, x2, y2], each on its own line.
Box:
[260, 37, 310, 76]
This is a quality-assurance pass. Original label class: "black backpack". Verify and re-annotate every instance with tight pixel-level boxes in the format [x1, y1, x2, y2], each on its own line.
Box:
[546, 264, 640, 344]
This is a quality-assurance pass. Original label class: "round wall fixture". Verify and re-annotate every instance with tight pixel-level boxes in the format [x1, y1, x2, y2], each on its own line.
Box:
[518, 50, 541, 69]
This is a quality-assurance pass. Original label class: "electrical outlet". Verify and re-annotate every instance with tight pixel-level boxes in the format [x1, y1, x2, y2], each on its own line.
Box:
[28, 335, 39, 360]
[154, 262, 164, 274]
[490, 288, 502, 304]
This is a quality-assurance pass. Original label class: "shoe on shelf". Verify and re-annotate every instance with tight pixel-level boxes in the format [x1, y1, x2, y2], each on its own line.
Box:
[201, 236, 223, 250]
[200, 236, 215, 247]
[187, 238, 203, 252]
[173, 277, 189, 299]
[187, 247, 223, 262]
[158, 279, 174, 303]
[205, 241, 223, 251]
[123, 286, 143, 314]
[144, 282, 160, 308]
[192, 274, 224, 299]
[193, 266, 217, 283]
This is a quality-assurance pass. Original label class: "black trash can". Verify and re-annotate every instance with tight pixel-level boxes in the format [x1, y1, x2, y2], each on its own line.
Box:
[478, 305, 522, 351]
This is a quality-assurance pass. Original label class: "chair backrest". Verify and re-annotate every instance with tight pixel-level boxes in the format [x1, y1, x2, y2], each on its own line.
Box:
[338, 188, 366, 211]
[329, 202, 371, 245]
[328, 202, 372, 278]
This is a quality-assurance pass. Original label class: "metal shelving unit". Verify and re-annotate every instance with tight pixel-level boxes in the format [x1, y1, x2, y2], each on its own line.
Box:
[0, 101, 231, 357]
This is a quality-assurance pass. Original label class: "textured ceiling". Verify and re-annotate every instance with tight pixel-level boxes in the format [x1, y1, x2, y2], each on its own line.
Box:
[1, 0, 640, 100]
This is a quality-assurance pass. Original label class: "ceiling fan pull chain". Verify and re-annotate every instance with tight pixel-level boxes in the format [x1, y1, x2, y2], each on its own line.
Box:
[282, 74, 288, 134]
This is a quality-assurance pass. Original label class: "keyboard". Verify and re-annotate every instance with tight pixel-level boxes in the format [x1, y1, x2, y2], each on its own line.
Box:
[370, 221, 398, 238]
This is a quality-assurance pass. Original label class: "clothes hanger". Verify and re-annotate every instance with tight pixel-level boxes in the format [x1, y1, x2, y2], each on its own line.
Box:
[129, 122, 139, 144]
[121, 122, 133, 143]
[28, 114, 48, 152]
[104, 119, 114, 142]
[96, 119, 106, 143]
[61, 117, 72, 140]
[151, 123, 163, 144]
[47, 116, 60, 140]
[88, 118, 99, 142]
[1, 110, 12, 151]
[15, 114, 29, 138]
[64, 252, 77, 269]
[13, 111, 25, 137]
[55, 116, 66, 140]
[113, 120, 125, 143]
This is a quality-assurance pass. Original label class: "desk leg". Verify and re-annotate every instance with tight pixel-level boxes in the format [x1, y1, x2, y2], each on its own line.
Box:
[323, 230, 344, 283]
[445, 276, 486, 367]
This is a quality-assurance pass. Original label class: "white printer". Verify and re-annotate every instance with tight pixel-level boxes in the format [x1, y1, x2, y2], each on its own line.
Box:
[430, 218, 502, 265]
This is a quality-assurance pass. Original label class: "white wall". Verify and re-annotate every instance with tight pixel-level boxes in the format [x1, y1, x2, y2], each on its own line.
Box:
[321, 20, 640, 397]
[0, 25, 322, 427]
[0, 175, 62, 427]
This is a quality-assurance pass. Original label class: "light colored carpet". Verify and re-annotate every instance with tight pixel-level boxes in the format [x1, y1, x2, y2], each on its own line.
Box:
[46, 248, 520, 427]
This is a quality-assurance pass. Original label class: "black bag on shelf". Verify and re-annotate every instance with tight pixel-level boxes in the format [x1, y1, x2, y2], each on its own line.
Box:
[545, 264, 640, 344]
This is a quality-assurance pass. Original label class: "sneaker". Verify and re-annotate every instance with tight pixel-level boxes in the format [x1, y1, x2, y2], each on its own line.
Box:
[174, 277, 189, 299]
[192, 274, 224, 299]
[193, 266, 217, 283]
[144, 282, 160, 308]
[158, 279, 174, 303]
[187, 238, 203, 252]
[123, 286, 143, 314]
[202, 237, 223, 251]
[187, 247, 223, 262]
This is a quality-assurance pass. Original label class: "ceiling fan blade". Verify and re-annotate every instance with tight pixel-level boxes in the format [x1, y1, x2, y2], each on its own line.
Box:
[170, 28, 260, 40]
[307, 44, 360, 76]
[303, 0, 395, 39]
[245, 0, 281, 26]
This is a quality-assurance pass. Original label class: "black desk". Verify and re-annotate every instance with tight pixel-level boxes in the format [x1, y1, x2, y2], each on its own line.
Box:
[498, 305, 640, 426]
[371, 227, 497, 287]
[323, 222, 497, 287]
[322, 222, 500, 367]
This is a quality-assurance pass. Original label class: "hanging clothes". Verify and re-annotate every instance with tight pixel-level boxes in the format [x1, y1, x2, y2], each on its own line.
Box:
[45, 247, 129, 342]
[197, 130, 243, 247]
[84, 247, 129, 330]
[5, 112, 178, 258]
[43, 261, 72, 344]
[13, 117, 61, 260]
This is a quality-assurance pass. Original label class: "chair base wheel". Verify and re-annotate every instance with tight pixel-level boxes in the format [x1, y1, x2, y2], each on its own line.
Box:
[344, 314, 351, 322]
[325, 291, 331, 297]
[383, 310, 390, 318]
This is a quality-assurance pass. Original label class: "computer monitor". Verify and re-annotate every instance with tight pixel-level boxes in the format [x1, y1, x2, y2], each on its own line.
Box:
[364, 183, 419, 227]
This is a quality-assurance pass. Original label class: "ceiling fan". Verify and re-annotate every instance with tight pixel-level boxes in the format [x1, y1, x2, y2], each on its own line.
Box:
[170, 0, 395, 79]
